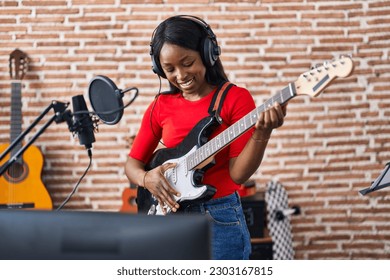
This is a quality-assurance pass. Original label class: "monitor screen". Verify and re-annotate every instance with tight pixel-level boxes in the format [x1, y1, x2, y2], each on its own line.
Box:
[0, 210, 211, 260]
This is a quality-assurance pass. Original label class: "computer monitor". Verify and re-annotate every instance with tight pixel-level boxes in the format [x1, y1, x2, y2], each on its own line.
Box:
[0, 210, 211, 260]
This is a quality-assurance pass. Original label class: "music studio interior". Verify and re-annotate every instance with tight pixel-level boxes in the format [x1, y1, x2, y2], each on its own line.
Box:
[0, 1, 390, 261]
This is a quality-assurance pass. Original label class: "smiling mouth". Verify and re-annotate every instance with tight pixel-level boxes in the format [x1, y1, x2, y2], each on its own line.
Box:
[179, 79, 194, 88]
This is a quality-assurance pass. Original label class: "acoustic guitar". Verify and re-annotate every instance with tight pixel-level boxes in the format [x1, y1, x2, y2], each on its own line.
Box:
[0, 49, 52, 210]
[120, 135, 137, 213]
[120, 184, 138, 213]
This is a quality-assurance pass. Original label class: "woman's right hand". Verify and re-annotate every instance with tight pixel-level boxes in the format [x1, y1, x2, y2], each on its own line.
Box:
[143, 162, 180, 214]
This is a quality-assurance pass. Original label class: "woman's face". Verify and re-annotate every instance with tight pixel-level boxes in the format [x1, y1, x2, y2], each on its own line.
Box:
[159, 43, 212, 99]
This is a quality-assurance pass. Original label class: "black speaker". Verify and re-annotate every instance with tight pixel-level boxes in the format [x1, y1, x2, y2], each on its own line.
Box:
[241, 192, 273, 260]
[250, 241, 273, 260]
[241, 193, 266, 238]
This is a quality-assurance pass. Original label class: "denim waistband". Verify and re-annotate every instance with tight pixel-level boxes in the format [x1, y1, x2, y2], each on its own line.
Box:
[182, 191, 241, 214]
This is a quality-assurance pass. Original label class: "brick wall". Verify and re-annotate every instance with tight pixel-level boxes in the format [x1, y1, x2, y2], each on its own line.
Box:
[0, 0, 389, 259]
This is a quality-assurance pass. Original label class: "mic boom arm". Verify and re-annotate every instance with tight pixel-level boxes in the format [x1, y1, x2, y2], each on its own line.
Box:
[0, 101, 69, 177]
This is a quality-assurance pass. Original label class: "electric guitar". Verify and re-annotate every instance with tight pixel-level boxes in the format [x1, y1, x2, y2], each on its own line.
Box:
[0, 49, 53, 209]
[140, 56, 354, 215]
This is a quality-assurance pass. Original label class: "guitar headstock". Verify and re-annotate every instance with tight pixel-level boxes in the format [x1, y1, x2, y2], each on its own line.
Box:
[294, 56, 354, 97]
[9, 49, 28, 80]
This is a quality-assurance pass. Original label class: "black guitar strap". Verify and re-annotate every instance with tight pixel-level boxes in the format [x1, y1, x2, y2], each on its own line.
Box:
[208, 81, 234, 124]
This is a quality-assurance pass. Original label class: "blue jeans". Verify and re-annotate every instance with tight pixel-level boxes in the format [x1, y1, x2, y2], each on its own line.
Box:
[183, 192, 251, 260]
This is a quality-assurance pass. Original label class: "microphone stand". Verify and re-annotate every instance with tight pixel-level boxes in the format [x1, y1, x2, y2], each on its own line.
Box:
[0, 101, 70, 177]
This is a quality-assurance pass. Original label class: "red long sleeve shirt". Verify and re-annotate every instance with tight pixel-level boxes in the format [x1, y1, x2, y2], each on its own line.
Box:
[129, 85, 256, 198]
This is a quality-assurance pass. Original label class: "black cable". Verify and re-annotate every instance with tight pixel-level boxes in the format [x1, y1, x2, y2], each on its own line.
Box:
[150, 76, 166, 147]
[55, 149, 93, 211]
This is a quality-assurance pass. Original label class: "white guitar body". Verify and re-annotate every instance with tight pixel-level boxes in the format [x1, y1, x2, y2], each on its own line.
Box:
[154, 146, 212, 215]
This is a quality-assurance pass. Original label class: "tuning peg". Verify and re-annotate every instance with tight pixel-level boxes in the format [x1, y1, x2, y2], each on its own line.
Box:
[339, 54, 352, 65]
[323, 60, 330, 70]
[310, 65, 321, 73]
[314, 63, 323, 72]
[340, 54, 352, 59]
[302, 73, 311, 82]
[330, 57, 338, 67]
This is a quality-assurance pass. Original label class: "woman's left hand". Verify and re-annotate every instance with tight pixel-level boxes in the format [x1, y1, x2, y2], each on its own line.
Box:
[253, 102, 287, 139]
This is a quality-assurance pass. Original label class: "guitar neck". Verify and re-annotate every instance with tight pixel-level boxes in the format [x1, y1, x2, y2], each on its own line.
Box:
[10, 82, 23, 158]
[11, 82, 22, 137]
[186, 82, 297, 170]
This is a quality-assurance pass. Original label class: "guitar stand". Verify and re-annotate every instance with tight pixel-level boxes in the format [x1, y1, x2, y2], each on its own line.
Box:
[275, 205, 301, 221]
[0, 101, 70, 177]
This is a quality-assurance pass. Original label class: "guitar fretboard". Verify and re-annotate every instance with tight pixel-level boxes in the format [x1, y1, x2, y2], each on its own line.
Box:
[10, 82, 22, 159]
[186, 82, 296, 170]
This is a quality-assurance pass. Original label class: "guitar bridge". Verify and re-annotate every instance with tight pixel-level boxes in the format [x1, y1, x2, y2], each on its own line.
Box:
[0, 203, 35, 209]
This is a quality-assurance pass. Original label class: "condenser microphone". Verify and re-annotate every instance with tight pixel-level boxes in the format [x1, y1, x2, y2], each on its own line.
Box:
[71, 95, 96, 150]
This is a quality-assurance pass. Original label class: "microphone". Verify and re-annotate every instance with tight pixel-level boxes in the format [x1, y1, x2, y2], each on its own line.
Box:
[71, 95, 96, 151]
[63, 76, 137, 153]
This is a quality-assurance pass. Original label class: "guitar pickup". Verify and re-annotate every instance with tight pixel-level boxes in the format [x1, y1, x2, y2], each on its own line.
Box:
[165, 166, 177, 184]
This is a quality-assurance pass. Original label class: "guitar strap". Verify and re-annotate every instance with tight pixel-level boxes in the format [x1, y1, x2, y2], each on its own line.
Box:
[208, 81, 234, 124]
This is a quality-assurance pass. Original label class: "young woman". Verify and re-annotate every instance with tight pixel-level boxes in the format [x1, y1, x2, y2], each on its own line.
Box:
[125, 15, 287, 259]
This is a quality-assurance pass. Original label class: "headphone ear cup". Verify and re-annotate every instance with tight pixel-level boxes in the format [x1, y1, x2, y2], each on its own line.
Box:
[151, 53, 166, 78]
[202, 37, 220, 67]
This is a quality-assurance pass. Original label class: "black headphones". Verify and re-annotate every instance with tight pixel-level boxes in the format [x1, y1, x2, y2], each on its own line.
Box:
[150, 15, 221, 78]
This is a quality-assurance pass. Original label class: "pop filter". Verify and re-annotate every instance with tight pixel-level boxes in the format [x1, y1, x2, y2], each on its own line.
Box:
[88, 75, 124, 125]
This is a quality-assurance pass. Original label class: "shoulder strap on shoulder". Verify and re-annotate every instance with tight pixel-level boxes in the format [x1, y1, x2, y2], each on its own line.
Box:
[208, 81, 234, 124]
